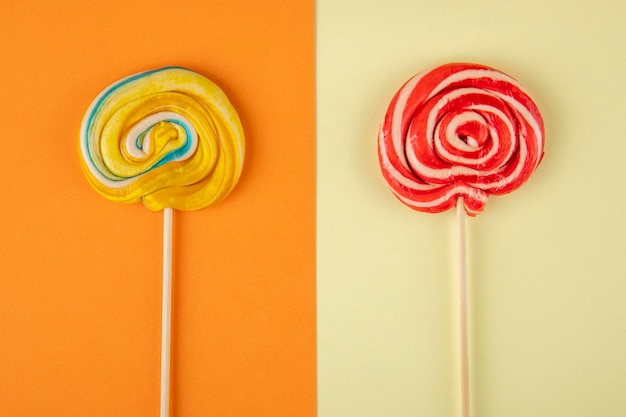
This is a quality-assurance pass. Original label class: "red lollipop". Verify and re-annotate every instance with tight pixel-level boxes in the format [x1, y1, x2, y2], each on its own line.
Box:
[378, 62, 545, 417]
[378, 62, 544, 216]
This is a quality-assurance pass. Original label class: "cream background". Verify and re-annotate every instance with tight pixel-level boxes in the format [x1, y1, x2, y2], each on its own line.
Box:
[317, 1, 626, 416]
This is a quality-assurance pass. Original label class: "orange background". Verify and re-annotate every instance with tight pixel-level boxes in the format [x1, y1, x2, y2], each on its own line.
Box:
[0, 1, 315, 416]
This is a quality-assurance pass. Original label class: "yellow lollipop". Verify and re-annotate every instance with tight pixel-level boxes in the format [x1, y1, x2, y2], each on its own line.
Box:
[79, 66, 245, 211]
[78, 67, 244, 417]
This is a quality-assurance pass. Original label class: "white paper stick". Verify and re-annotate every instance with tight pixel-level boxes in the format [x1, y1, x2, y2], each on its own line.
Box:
[161, 207, 173, 417]
[457, 197, 470, 417]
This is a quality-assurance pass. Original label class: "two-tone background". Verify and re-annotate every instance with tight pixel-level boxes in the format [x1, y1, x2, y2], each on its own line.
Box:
[1, 0, 625, 416]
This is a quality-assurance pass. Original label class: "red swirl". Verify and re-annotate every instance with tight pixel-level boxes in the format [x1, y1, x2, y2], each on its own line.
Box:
[378, 63, 544, 216]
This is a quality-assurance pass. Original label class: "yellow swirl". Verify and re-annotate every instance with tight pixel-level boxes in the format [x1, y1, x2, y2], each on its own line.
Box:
[79, 67, 245, 211]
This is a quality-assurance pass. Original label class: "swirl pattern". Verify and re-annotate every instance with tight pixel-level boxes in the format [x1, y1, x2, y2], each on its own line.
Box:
[378, 63, 544, 216]
[79, 67, 245, 211]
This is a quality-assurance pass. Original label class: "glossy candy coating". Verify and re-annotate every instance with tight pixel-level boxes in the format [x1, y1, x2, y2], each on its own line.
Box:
[378, 63, 544, 216]
[79, 67, 245, 211]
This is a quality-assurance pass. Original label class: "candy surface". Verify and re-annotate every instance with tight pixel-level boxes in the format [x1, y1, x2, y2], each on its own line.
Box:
[79, 67, 245, 211]
[378, 63, 544, 216]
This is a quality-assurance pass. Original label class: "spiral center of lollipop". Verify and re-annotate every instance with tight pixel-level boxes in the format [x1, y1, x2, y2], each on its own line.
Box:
[456, 120, 489, 149]
[150, 121, 181, 152]
[121, 111, 197, 163]
[134, 120, 184, 158]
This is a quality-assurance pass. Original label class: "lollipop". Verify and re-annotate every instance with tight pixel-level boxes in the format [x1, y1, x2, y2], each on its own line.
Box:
[78, 66, 244, 417]
[378, 62, 544, 216]
[377, 62, 544, 417]
[79, 66, 244, 211]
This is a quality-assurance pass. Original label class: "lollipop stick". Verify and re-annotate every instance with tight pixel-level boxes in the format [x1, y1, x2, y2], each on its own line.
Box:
[456, 197, 470, 417]
[161, 207, 173, 417]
